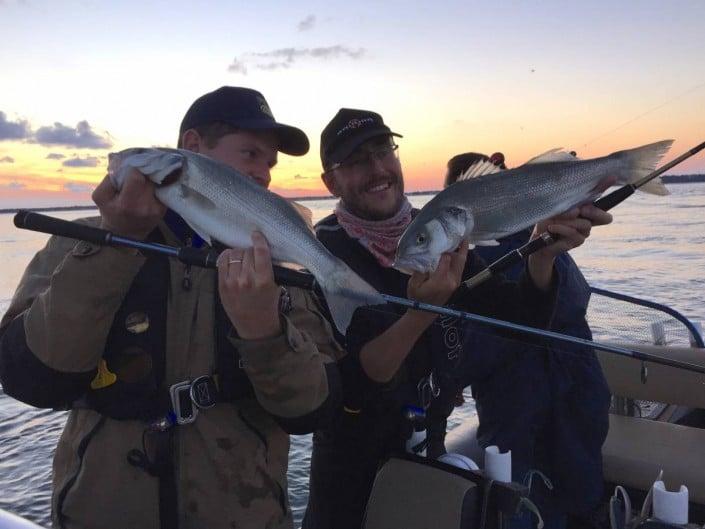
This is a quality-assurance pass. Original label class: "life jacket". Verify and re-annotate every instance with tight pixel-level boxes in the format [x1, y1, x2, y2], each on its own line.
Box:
[83, 224, 255, 422]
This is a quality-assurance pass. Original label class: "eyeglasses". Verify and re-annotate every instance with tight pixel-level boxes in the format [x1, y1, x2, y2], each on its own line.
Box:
[329, 144, 399, 171]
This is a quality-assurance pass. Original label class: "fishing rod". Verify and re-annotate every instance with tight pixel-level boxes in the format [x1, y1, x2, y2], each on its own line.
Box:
[13, 210, 705, 376]
[13, 210, 316, 290]
[463, 140, 705, 290]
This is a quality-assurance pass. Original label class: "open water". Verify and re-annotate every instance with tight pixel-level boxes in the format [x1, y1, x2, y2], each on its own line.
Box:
[0, 184, 703, 527]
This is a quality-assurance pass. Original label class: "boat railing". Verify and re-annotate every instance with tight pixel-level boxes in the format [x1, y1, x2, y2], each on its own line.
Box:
[587, 286, 704, 348]
[587, 286, 704, 418]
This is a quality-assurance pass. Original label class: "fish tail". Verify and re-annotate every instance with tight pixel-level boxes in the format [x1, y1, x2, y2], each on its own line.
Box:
[319, 264, 384, 335]
[612, 139, 674, 195]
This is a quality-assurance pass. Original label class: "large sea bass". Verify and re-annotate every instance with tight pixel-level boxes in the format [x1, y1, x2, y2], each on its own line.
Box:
[108, 147, 383, 334]
[395, 140, 673, 273]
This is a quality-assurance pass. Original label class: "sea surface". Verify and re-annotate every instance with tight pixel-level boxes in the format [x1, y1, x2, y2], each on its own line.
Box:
[0, 185, 703, 527]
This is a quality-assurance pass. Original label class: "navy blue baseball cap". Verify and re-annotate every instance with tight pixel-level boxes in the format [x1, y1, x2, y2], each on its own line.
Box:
[179, 86, 309, 156]
[320, 108, 402, 169]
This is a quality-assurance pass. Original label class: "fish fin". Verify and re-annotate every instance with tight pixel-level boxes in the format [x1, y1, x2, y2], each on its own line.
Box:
[638, 176, 670, 196]
[288, 200, 315, 232]
[320, 262, 385, 334]
[457, 160, 501, 181]
[524, 148, 579, 164]
[611, 140, 673, 194]
[474, 239, 500, 246]
[271, 259, 306, 271]
[179, 183, 218, 210]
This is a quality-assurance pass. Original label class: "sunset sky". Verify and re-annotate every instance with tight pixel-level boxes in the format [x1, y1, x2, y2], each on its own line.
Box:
[1, 0, 704, 208]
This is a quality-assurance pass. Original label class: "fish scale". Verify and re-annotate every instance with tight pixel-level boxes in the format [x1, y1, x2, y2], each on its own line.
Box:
[108, 147, 383, 333]
[395, 140, 673, 273]
[468, 159, 617, 238]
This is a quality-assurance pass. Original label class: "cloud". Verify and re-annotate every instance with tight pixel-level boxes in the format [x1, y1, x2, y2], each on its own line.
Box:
[46, 152, 66, 160]
[229, 45, 366, 74]
[0, 111, 32, 141]
[227, 57, 248, 75]
[255, 62, 291, 72]
[293, 174, 307, 180]
[34, 120, 112, 149]
[1, 181, 26, 189]
[64, 182, 94, 193]
[298, 15, 316, 31]
[62, 156, 101, 168]
[0, 156, 14, 163]
[251, 46, 365, 62]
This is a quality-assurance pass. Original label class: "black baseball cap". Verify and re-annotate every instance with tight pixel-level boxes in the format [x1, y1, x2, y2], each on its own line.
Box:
[320, 108, 402, 169]
[179, 86, 309, 156]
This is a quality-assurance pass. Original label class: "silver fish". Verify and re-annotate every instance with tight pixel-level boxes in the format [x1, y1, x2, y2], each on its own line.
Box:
[395, 140, 673, 273]
[108, 147, 383, 334]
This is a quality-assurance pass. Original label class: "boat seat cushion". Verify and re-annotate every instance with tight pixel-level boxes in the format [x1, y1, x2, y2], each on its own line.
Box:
[363, 457, 478, 529]
[603, 414, 705, 504]
[597, 344, 705, 409]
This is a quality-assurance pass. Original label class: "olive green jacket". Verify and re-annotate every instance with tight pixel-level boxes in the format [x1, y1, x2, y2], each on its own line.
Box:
[0, 218, 343, 529]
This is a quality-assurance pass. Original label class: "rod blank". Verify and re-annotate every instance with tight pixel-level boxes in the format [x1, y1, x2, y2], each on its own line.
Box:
[14, 210, 705, 375]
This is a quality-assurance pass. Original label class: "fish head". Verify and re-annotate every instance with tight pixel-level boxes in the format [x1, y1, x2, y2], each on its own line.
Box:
[394, 205, 472, 273]
[108, 148, 185, 190]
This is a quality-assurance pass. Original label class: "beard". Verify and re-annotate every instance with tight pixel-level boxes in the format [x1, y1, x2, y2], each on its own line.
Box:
[341, 170, 405, 221]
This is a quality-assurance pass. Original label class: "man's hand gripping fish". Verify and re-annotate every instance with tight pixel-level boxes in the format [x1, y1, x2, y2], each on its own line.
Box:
[108, 147, 383, 334]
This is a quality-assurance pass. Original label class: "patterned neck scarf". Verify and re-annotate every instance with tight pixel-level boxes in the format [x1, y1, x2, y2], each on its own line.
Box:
[335, 198, 412, 268]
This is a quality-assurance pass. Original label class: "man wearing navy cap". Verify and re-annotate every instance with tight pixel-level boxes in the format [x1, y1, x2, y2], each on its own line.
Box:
[303, 108, 611, 529]
[0, 87, 342, 529]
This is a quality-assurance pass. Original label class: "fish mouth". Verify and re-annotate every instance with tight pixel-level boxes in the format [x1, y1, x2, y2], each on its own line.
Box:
[391, 262, 415, 275]
[392, 255, 436, 275]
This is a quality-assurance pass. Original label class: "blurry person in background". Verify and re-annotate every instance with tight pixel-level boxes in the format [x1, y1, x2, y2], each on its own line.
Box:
[442, 149, 610, 529]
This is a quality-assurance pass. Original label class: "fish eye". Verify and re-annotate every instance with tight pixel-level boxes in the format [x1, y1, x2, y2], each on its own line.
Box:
[416, 233, 426, 245]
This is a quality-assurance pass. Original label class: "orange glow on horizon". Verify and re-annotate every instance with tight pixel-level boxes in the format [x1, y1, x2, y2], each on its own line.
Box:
[2, 128, 704, 207]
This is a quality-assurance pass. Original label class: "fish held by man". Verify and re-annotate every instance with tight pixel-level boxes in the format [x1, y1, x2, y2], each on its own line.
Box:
[108, 147, 383, 333]
[395, 139, 673, 273]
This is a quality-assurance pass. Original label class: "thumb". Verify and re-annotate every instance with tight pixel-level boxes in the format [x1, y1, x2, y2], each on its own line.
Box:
[92, 174, 117, 206]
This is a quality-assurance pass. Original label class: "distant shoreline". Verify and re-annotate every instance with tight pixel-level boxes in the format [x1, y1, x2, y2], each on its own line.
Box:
[1, 176, 703, 214]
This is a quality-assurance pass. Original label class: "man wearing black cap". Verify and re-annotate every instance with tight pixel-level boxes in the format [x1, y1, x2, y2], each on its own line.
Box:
[303, 109, 611, 529]
[0, 86, 342, 529]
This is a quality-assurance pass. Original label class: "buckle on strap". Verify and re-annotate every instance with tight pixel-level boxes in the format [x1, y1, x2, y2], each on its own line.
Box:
[168, 376, 219, 425]
[169, 381, 198, 425]
[190, 375, 217, 409]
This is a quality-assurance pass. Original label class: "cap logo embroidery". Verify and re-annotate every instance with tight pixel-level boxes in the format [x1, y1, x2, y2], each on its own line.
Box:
[256, 96, 274, 118]
[337, 117, 375, 136]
